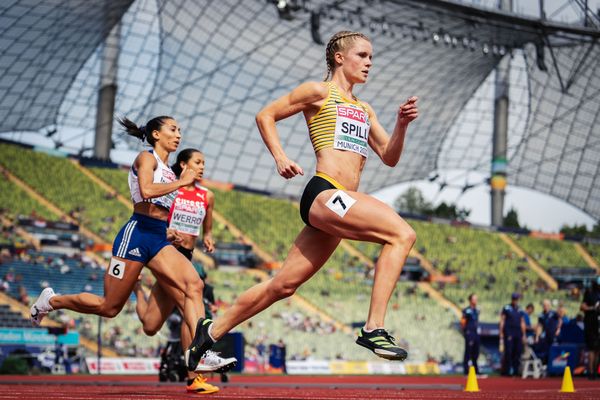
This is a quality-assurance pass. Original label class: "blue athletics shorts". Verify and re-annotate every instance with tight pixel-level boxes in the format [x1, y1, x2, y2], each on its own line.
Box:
[112, 213, 170, 263]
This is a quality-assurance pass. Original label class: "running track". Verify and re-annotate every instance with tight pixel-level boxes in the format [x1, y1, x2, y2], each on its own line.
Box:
[1, 374, 599, 399]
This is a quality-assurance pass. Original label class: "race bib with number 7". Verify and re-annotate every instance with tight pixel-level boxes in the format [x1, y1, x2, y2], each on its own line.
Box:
[325, 190, 357, 218]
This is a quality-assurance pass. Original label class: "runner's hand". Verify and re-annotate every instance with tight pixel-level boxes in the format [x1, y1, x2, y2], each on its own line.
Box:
[167, 228, 184, 246]
[180, 166, 196, 185]
[276, 156, 304, 179]
[398, 96, 419, 125]
[203, 234, 215, 253]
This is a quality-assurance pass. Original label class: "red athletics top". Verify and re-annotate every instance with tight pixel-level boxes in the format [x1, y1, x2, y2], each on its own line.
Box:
[167, 184, 208, 236]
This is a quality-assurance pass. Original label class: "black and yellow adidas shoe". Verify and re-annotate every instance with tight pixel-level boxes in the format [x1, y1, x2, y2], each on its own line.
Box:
[355, 328, 408, 361]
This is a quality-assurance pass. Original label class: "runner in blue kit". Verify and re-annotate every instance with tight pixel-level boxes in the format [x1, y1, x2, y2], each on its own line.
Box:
[133, 148, 233, 393]
[29, 117, 232, 393]
[185, 30, 419, 371]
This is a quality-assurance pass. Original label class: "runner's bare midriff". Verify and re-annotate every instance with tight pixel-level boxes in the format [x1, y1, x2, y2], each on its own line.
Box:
[174, 233, 196, 251]
[134, 202, 170, 221]
[315, 148, 366, 190]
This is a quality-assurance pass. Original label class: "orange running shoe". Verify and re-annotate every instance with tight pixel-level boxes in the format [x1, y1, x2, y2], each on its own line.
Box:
[186, 374, 219, 394]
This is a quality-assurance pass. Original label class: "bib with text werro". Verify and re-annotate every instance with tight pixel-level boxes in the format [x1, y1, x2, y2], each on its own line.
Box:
[333, 104, 370, 158]
[168, 188, 207, 236]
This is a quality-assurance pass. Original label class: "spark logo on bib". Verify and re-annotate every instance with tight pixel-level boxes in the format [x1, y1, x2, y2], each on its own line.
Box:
[334, 105, 370, 157]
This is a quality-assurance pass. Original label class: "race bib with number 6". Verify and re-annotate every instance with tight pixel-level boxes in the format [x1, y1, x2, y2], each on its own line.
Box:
[108, 257, 125, 280]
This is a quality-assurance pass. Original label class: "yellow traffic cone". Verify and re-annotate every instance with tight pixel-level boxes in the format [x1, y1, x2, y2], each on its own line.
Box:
[464, 365, 480, 392]
[560, 366, 575, 393]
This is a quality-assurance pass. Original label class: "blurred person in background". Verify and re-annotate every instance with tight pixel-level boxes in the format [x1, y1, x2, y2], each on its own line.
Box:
[461, 293, 480, 375]
[522, 303, 535, 342]
[557, 304, 569, 325]
[535, 299, 562, 364]
[499, 292, 526, 376]
[581, 276, 600, 380]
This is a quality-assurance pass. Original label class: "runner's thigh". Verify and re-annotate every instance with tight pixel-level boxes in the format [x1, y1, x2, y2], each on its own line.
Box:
[273, 226, 341, 287]
[144, 282, 178, 329]
[309, 189, 413, 244]
[146, 245, 201, 293]
[103, 256, 144, 311]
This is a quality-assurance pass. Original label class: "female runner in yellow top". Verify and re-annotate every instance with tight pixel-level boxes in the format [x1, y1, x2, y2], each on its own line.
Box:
[186, 31, 419, 369]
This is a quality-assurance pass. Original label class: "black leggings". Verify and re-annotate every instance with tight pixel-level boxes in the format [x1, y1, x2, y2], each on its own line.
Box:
[299, 175, 337, 227]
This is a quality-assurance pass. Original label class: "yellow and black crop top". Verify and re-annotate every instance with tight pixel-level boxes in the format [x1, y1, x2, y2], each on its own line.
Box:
[307, 82, 371, 157]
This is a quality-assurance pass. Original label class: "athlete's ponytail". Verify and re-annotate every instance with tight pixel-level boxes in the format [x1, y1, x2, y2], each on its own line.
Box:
[117, 115, 173, 147]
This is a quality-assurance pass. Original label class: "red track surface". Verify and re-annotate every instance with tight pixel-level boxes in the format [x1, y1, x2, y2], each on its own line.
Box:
[1, 374, 599, 399]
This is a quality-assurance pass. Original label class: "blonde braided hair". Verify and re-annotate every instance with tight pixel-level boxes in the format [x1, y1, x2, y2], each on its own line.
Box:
[324, 31, 370, 81]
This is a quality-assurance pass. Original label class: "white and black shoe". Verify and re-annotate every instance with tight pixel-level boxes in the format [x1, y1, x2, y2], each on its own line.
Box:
[192, 350, 237, 373]
[30, 287, 56, 326]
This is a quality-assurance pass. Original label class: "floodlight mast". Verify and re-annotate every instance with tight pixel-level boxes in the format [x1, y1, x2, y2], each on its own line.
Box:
[490, 0, 512, 227]
[94, 20, 121, 161]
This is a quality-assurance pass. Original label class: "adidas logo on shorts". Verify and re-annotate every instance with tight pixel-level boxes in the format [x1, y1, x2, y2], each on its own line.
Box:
[128, 248, 141, 257]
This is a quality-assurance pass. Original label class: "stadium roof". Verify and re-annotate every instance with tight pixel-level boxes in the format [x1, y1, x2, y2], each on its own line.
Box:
[0, 0, 599, 219]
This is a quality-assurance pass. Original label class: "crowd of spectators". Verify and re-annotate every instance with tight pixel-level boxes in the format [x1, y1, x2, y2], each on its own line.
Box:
[273, 310, 337, 336]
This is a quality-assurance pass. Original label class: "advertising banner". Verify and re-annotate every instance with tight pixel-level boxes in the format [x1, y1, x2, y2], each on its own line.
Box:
[85, 357, 160, 374]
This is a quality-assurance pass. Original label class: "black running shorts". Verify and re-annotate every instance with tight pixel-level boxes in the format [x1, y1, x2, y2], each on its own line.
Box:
[176, 246, 194, 261]
[299, 175, 336, 227]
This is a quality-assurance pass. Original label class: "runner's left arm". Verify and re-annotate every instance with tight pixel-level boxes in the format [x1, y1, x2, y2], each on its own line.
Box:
[367, 97, 418, 166]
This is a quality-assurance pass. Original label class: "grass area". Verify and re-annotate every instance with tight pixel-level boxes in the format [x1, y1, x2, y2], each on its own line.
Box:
[511, 234, 588, 270]
[0, 143, 130, 241]
[89, 167, 131, 199]
[583, 242, 600, 267]
[0, 175, 55, 219]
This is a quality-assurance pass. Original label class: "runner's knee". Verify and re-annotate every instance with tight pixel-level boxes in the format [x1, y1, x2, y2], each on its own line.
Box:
[186, 278, 204, 299]
[143, 327, 159, 336]
[390, 225, 417, 248]
[141, 319, 161, 336]
[402, 226, 417, 247]
[100, 303, 123, 318]
[267, 279, 297, 300]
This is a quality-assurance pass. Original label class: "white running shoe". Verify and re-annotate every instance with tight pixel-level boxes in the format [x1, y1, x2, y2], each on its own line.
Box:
[193, 350, 237, 372]
[30, 287, 56, 326]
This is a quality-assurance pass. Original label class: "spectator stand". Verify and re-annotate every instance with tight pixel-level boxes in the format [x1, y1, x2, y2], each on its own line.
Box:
[573, 242, 600, 273]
